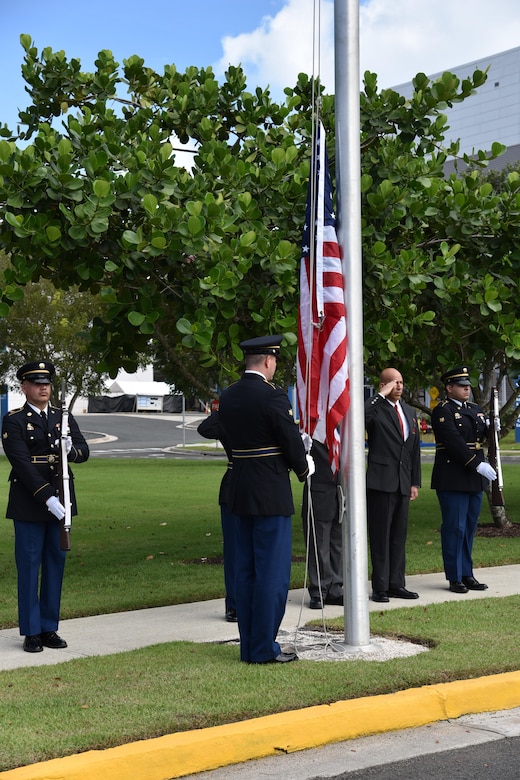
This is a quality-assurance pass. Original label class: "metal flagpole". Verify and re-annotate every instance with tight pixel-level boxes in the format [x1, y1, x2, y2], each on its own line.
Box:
[334, 0, 371, 648]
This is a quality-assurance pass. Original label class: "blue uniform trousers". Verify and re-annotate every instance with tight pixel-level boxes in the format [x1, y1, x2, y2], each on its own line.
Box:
[235, 514, 292, 663]
[14, 519, 66, 637]
[221, 504, 237, 613]
[436, 490, 483, 582]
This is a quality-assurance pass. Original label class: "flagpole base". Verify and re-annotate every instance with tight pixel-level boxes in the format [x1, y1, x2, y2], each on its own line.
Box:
[333, 641, 382, 657]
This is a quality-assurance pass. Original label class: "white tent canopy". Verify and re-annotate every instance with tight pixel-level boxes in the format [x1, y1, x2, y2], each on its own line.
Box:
[107, 381, 171, 397]
[107, 380, 174, 412]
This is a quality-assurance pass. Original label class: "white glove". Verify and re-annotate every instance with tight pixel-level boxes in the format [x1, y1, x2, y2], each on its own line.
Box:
[46, 496, 66, 520]
[54, 436, 72, 453]
[300, 432, 312, 453]
[494, 417, 501, 433]
[476, 462, 497, 481]
[306, 454, 316, 477]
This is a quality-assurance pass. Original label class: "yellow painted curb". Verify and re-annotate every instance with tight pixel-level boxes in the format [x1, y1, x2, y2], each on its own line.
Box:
[2, 670, 520, 779]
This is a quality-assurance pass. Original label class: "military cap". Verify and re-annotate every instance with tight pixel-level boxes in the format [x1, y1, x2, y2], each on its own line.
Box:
[16, 360, 55, 384]
[441, 366, 472, 386]
[239, 335, 283, 356]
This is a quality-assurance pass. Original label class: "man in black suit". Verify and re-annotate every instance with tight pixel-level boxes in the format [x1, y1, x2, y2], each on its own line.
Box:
[2, 361, 89, 652]
[365, 367, 421, 603]
[302, 439, 343, 609]
[431, 366, 496, 593]
[218, 335, 312, 664]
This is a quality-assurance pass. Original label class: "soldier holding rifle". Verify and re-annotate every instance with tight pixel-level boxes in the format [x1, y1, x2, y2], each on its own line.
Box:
[431, 366, 497, 594]
[2, 361, 89, 653]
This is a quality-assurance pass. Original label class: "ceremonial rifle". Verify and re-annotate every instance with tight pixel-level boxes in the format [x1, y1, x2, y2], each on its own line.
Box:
[488, 387, 504, 507]
[58, 380, 72, 550]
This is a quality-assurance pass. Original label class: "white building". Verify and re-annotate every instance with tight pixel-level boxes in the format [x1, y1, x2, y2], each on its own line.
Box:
[393, 46, 520, 168]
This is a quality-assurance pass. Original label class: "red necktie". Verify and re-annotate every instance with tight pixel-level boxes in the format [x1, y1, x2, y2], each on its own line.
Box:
[394, 404, 404, 438]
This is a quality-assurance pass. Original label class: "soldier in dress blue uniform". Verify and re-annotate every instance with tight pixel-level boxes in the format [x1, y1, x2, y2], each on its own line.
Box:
[431, 366, 497, 593]
[218, 335, 313, 664]
[197, 410, 238, 623]
[2, 361, 89, 652]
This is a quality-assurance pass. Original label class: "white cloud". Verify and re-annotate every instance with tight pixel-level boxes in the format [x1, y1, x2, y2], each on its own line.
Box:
[214, 0, 520, 95]
[215, 0, 335, 94]
[360, 0, 520, 88]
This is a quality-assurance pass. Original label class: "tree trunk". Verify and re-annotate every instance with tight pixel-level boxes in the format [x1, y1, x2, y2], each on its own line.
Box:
[485, 485, 513, 529]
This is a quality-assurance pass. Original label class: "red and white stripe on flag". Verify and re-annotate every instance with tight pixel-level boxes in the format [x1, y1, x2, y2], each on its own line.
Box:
[296, 122, 350, 473]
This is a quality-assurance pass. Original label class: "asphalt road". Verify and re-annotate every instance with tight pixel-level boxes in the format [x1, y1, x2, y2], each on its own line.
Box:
[80, 411, 219, 458]
[317, 736, 520, 779]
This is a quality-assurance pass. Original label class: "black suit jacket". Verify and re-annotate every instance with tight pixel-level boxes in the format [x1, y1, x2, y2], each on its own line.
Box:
[364, 394, 421, 495]
[197, 410, 232, 506]
[302, 440, 339, 521]
[2, 403, 89, 522]
[218, 373, 309, 516]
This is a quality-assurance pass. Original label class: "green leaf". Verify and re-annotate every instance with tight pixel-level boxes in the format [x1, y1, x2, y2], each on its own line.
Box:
[240, 231, 256, 247]
[128, 311, 145, 326]
[93, 179, 112, 198]
[151, 232, 167, 249]
[187, 215, 203, 236]
[20, 33, 32, 51]
[122, 230, 139, 245]
[0, 140, 13, 162]
[176, 318, 193, 335]
[45, 226, 61, 242]
[143, 194, 158, 215]
[271, 148, 285, 166]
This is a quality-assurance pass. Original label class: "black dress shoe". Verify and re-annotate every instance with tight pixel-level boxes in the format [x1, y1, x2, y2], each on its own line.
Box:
[462, 576, 488, 591]
[41, 631, 67, 649]
[309, 596, 323, 610]
[251, 651, 298, 664]
[388, 587, 419, 600]
[325, 594, 344, 606]
[23, 635, 43, 653]
[372, 591, 389, 603]
[449, 581, 469, 594]
[272, 651, 298, 663]
[225, 608, 238, 622]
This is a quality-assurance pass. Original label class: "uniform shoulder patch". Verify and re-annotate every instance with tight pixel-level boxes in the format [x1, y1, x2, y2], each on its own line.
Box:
[7, 407, 23, 415]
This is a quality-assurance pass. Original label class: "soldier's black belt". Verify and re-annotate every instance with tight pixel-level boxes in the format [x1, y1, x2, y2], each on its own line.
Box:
[31, 455, 58, 464]
[232, 447, 283, 459]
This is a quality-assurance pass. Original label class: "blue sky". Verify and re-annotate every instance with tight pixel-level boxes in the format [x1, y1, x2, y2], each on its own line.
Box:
[1, 0, 286, 130]
[3, 0, 520, 131]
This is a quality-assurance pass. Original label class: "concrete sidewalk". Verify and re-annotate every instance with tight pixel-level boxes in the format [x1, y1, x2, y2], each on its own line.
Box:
[1, 564, 519, 670]
[1, 565, 520, 780]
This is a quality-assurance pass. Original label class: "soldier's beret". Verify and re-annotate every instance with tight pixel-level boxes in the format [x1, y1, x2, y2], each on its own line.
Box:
[16, 360, 55, 384]
[239, 335, 283, 356]
[441, 366, 472, 386]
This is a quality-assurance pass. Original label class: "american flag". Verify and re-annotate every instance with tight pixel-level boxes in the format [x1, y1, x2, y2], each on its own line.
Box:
[296, 122, 350, 474]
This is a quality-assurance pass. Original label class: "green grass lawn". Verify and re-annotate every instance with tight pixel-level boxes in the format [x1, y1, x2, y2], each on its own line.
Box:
[1, 457, 519, 625]
[0, 455, 519, 771]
